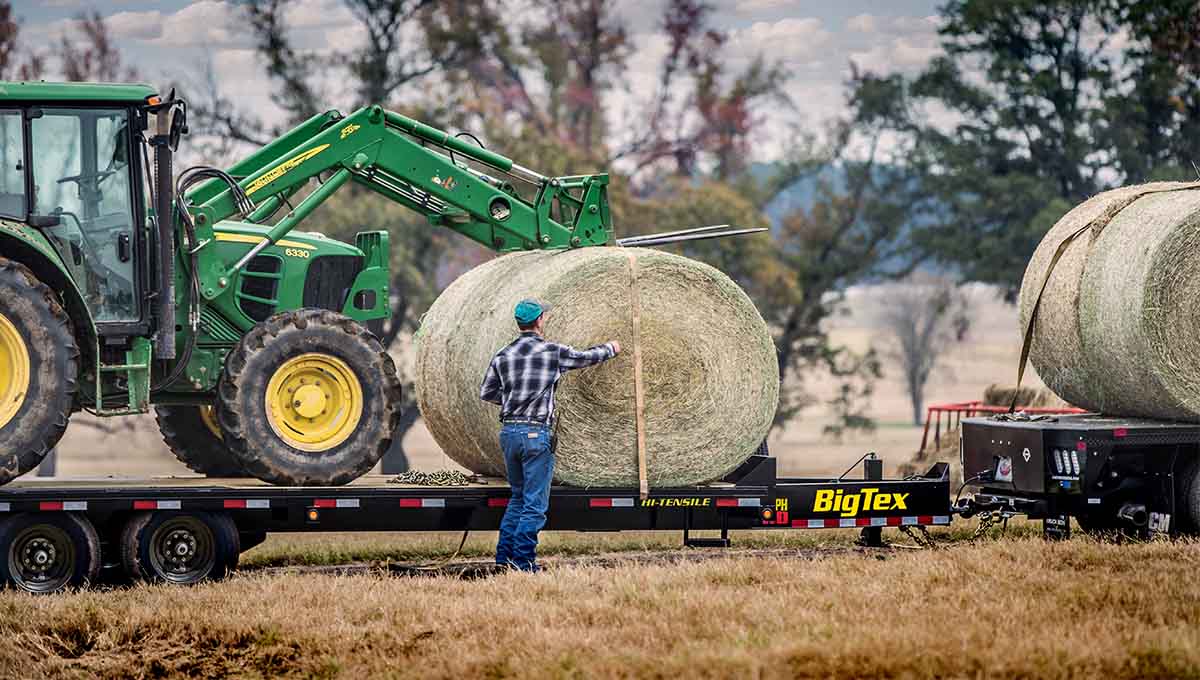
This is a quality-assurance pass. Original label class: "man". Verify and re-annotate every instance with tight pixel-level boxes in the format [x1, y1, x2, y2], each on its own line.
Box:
[480, 299, 620, 572]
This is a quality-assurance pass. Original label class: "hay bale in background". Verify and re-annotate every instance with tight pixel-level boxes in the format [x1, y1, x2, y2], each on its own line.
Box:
[981, 384, 1065, 409]
[414, 247, 779, 487]
[1020, 182, 1200, 421]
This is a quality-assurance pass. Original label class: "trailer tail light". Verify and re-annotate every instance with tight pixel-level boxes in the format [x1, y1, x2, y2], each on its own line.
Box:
[1053, 449, 1065, 475]
[1070, 450, 1081, 475]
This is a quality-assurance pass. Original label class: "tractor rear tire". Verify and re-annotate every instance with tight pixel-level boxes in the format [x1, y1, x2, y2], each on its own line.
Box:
[0, 258, 78, 483]
[216, 309, 402, 486]
[154, 405, 248, 477]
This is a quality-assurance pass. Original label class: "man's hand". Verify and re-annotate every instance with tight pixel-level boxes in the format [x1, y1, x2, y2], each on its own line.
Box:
[609, 341, 621, 355]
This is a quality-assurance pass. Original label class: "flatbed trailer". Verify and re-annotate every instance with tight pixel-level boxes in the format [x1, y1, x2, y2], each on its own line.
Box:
[0, 454, 950, 593]
[958, 414, 1200, 539]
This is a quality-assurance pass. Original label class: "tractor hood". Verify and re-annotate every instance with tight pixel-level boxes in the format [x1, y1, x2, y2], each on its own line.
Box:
[211, 221, 363, 258]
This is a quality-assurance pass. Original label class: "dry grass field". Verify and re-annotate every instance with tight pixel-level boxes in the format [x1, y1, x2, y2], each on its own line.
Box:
[0, 532, 1197, 679]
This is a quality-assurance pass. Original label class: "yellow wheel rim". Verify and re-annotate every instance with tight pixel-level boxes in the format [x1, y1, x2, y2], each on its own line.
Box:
[0, 312, 29, 429]
[264, 353, 363, 452]
[199, 406, 222, 439]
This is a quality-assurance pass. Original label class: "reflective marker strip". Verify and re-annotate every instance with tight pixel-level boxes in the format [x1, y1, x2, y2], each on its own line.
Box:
[223, 499, 270, 509]
[399, 499, 445, 508]
[313, 499, 360, 508]
[133, 500, 181, 510]
[589, 498, 635, 508]
[39, 501, 86, 511]
[487, 498, 508, 508]
[716, 498, 763, 508]
[790, 515, 951, 529]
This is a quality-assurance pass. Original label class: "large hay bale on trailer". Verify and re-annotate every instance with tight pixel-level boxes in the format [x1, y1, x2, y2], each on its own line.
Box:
[1020, 181, 1200, 420]
[414, 247, 779, 487]
[981, 384, 1065, 409]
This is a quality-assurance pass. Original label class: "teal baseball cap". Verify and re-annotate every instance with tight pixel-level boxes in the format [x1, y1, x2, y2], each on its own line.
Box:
[514, 299, 547, 324]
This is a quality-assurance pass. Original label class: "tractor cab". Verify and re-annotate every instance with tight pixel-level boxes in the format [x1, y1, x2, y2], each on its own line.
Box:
[0, 82, 155, 338]
[27, 106, 139, 323]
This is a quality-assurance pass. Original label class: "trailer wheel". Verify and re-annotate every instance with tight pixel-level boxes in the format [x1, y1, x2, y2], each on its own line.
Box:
[120, 511, 240, 585]
[0, 258, 79, 484]
[154, 405, 248, 477]
[0, 513, 100, 593]
[217, 309, 401, 486]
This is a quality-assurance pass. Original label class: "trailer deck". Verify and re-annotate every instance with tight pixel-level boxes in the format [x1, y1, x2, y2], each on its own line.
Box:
[0, 454, 951, 592]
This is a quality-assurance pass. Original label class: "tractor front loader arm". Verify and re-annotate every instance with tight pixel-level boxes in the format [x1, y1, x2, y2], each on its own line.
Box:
[186, 105, 613, 302]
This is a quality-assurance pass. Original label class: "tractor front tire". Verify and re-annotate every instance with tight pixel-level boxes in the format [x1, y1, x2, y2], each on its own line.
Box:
[0, 258, 78, 483]
[217, 309, 401, 486]
[154, 406, 248, 477]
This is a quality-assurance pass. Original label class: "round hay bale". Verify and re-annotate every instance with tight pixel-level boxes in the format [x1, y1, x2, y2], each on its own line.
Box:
[1020, 182, 1200, 420]
[981, 384, 1064, 409]
[414, 247, 779, 487]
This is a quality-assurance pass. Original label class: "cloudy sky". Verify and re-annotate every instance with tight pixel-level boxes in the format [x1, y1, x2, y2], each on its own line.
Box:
[14, 0, 944, 162]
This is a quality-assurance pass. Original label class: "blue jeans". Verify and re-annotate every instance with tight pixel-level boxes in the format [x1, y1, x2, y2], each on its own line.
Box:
[495, 423, 554, 571]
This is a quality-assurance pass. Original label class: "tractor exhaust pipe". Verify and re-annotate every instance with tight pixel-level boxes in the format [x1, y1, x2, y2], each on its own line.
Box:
[150, 97, 177, 359]
[1117, 503, 1148, 528]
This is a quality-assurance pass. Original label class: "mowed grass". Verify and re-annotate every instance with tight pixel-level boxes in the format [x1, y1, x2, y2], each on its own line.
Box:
[0, 532, 1197, 679]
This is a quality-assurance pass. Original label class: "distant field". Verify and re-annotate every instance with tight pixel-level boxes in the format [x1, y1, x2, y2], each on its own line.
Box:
[2, 531, 1197, 679]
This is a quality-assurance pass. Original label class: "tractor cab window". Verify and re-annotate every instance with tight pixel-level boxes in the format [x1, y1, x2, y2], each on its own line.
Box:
[0, 111, 25, 219]
[29, 108, 137, 323]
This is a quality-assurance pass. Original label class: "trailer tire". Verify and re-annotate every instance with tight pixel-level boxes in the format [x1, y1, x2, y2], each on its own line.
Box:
[154, 405, 248, 477]
[120, 511, 240, 585]
[0, 512, 100, 593]
[0, 258, 78, 484]
[217, 309, 401, 486]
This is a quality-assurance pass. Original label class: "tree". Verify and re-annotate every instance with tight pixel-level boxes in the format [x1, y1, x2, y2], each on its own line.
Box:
[194, 0, 497, 147]
[854, 0, 1200, 299]
[615, 0, 790, 183]
[184, 0, 520, 468]
[0, 1, 42, 80]
[58, 11, 138, 83]
[878, 274, 971, 425]
[1101, 0, 1200, 182]
[647, 70, 919, 431]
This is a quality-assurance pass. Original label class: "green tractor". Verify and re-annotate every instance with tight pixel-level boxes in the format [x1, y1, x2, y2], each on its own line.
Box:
[0, 81, 624, 485]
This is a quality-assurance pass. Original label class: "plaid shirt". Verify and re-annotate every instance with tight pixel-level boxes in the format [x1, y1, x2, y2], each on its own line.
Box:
[480, 332, 616, 423]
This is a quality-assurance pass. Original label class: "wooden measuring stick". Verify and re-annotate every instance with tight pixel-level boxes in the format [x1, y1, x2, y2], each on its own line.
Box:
[626, 251, 649, 499]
